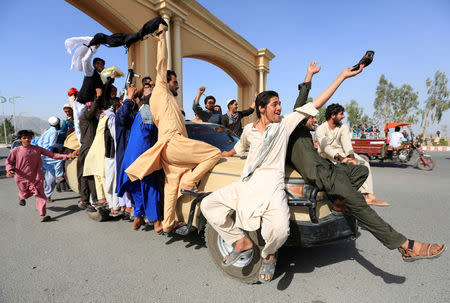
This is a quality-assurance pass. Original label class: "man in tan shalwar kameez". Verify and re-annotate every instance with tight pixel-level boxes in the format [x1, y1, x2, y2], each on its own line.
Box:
[125, 24, 221, 233]
[315, 104, 389, 206]
[201, 63, 365, 283]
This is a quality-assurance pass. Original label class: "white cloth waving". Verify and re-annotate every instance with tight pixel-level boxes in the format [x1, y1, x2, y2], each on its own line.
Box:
[65, 36, 96, 74]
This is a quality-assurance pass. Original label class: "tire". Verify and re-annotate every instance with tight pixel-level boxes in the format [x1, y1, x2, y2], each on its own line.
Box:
[417, 156, 435, 171]
[86, 208, 110, 222]
[205, 224, 264, 284]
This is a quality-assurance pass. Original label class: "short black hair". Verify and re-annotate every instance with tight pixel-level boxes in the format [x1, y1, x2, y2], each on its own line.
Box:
[395, 126, 401, 132]
[141, 76, 152, 85]
[93, 57, 105, 65]
[255, 90, 278, 118]
[325, 103, 345, 121]
[167, 70, 177, 83]
[204, 96, 216, 105]
[17, 130, 34, 138]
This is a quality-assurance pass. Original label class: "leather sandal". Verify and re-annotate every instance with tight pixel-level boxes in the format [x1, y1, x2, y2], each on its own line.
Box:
[398, 239, 446, 262]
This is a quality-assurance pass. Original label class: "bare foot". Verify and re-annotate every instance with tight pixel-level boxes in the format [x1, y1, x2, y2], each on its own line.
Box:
[364, 193, 390, 206]
[162, 221, 182, 233]
[223, 236, 253, 263]
[132, 216, 145, 230]
[260, 254, 276, 282]
[153, 220, 163, 234]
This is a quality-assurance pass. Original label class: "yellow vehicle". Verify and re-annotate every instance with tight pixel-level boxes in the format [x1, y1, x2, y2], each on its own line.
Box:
[65, 122, 357, 283]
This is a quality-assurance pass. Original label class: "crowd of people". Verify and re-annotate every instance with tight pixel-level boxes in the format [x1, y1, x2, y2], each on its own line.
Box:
[352, 124, 382, 139]
[5, 23, 445, 283]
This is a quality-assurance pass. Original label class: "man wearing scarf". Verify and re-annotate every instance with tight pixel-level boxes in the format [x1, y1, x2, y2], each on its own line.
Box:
[201, 63, 364, 283]
[220, 98, 255, 137]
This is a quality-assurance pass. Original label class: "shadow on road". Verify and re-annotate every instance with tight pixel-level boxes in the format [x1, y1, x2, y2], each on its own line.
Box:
[369, 162, 409, 169]
[163, 231, 206, 250]
[47, 204, 82, 221]
[52, 195, 80, 202]
[275, 241, 406, 290]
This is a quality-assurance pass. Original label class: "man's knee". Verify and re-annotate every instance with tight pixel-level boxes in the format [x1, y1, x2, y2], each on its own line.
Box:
[264, 220, 290, 244]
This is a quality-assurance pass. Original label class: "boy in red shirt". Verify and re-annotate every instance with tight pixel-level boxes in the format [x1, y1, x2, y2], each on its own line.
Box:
[6, 130, 74, 222]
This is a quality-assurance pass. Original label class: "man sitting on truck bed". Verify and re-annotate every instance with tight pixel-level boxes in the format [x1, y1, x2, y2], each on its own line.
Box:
[315, 103, 389, 206]
[287, 63, 445, 266]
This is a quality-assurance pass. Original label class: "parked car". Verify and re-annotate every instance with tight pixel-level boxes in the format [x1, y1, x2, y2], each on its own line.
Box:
[65, 121, 357, 283]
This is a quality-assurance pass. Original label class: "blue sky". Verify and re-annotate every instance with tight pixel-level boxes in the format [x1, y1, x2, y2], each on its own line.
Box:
[0, 0, 449, 135]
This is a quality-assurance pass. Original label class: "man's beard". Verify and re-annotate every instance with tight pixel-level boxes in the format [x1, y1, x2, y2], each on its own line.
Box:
[171, 89, 178, 96]
[333, 117, 343, 127]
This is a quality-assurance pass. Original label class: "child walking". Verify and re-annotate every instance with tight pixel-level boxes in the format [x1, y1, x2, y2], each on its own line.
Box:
[6, 130, 73, 222]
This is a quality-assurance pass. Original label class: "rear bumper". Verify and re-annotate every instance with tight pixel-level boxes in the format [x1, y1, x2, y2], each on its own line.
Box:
[285, 214, 358, 247]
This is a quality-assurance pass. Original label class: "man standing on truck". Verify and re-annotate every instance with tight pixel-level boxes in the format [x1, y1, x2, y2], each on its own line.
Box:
[287, 64, 445, 269]
[315, 104, 389, 206]
[125, 24, 221, 234]
[201, 62, 365, 283]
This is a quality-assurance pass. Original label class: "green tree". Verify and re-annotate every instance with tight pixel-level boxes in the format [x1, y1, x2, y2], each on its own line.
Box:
[373, 74, 395, 126]
[421, 71, 450, 137]
[0, 116, 15, 143]
[345, 100, 372, 127]
[392, 84, 419, 123]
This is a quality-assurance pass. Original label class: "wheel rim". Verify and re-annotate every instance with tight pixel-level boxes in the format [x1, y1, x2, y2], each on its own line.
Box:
[216, 234, 254, 268]
[419, 157, 434, 169]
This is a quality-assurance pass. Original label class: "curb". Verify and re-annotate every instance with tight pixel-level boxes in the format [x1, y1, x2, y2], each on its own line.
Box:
[419, 146, 449, 152]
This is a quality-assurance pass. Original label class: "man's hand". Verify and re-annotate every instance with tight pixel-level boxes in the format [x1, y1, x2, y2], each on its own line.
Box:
[304, 61, 321, 82]
[341, 157, 358, 165]
[340, 64, 364, 80]
[127, 85, 137, 100]
[221, 149, 236, 157]
[308, 61, 321, 75]
[153, 23, 168, 41]
[198, 86, 206, 95]
[6, 170, 14, 178]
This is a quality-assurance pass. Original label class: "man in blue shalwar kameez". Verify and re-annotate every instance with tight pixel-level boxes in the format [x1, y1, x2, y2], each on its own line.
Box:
[36, 116, 64, 202]
[118, 103, 162, 232]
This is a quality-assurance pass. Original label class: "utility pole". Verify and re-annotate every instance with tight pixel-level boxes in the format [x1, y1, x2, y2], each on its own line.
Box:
[0, 96, 7, 144]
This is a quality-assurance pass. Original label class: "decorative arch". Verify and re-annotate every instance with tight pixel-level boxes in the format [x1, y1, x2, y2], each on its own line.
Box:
[66, 0, 274, 118]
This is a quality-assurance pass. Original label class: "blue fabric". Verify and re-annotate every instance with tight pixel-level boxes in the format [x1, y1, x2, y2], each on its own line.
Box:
[114, 99, 135, 193]
[36, 127, 63, 177]
[57, 119, 74, 145]
[117, 111, 161, 221]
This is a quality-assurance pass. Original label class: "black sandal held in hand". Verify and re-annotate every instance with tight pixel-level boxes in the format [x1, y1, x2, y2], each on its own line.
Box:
[351, 50, 375, 71]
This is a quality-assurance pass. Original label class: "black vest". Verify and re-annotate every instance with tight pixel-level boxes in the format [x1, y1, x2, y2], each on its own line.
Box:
[77, 71, 103, 104]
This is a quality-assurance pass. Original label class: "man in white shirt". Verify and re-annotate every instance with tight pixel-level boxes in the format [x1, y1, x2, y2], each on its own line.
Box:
[389, 126, 406, 148]
[201, 62, 363, 283]
[316, 104, 389, 206]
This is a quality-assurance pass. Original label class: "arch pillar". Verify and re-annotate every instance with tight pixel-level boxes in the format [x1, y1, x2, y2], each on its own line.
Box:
[173, 16, 183, 107]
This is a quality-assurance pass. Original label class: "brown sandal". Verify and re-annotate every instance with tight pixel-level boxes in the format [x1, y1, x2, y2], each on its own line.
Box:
[398, 239, 446, 262]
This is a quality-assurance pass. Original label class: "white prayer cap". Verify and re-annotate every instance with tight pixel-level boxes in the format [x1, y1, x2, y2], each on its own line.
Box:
[226, 99, 237, 108]
[48, 116, 61, 127]
[63, 103, 72, 109]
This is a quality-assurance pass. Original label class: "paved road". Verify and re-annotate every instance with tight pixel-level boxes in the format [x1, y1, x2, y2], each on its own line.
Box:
[1, 150, 449, 303]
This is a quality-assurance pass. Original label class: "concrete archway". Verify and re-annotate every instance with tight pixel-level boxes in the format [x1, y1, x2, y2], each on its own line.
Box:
[66, 0, 274, 117]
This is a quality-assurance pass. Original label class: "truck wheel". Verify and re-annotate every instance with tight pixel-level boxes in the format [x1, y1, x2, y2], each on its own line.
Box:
[205, 223, 264, 284]
[86, 208, 110, 222]
[417, 156, 435, 170]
